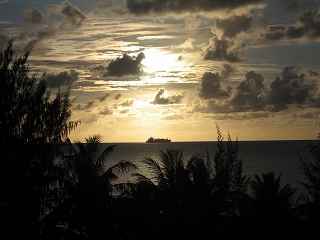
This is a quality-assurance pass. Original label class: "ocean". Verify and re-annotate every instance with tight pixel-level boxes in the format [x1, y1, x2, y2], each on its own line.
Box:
[103, 140, 318, 195]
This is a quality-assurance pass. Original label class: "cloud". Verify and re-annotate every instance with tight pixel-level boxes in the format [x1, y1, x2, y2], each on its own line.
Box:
[76, 100, 95, 111]
[124, 0, 264, 16]
[308, 69, 320, 77]
[47, 0, 86, 27]
[98, 93, 110, 102]
[106, 52, 145, 77]
[194, 65, 320, 114]
[214, 112, 269, 120]
[19, 26, 56, 51]
[24, 9, 45, 25]
[203, 37, 245, 62]
[99, 106, 113, 115]
[79, 114, 99, 124]
[229, 70, 267, 112]
[291, 109, 320, 118]
[14, 1, 85, 52]
[215, 14, 253, 38]
[265, 8, 320, 40]
[184, 16, 203, 30]
[198, 64, 235, 99]
[46, 70, 79, 88]
[220, 63, 236, 79]
[0, 0, 8, 3]
[95, 0, 114, 12]
[151, 88, 185, 105]
[120, 99, 135, 107]
[198, 72, 230, 99]
[175, 38, 196, 49]
[267, 66, 318, 111]
[114, 93, 121, 100]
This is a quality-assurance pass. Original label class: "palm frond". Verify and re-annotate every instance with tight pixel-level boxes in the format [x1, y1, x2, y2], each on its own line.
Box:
[102, 160, 137, 183]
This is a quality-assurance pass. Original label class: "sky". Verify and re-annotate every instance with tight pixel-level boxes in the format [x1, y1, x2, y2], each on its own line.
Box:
[1, 0, 320, 142]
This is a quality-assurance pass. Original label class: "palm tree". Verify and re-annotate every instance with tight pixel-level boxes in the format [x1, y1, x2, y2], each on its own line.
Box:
[249, 172, 297, 239]
[129, 148, 222, 239]
[48, 135, 137, 239]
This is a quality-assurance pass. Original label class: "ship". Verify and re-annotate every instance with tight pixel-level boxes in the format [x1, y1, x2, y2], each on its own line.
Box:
[146, 137, 171, 143]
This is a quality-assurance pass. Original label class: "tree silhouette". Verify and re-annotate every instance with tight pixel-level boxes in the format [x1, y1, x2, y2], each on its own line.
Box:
[249, 172, 298, 239]
[298, 139, 320, 238]
[213, 124, 249, 217]
[0, 39, 78, 238]
[214, 124, 248, 192]
[48, 135, 137, 239]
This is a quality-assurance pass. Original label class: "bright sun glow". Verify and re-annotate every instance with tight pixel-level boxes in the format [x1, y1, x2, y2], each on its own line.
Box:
[142, 48, 185, 74]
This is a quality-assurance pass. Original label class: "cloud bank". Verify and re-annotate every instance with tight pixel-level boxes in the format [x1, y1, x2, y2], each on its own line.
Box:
[195, 65, 320, 115]
[46, 70, 79, 88]
[124, 0, 264, 16]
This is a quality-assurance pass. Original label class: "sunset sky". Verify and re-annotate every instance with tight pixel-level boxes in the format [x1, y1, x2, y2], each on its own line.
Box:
[1, 0, 320, 142]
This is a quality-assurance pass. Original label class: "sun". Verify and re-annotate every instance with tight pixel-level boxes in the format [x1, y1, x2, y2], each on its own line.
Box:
[142, 48, 185, 74]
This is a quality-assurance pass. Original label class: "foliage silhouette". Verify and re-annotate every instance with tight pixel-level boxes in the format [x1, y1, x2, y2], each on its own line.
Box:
[298, 138, 320, 238]
[0, 39, 78, 239]
[48, 135, 137, 239]
[249, 172, 298, 239]
[214, 123, 248, 193]
[213, 123, 249, 218]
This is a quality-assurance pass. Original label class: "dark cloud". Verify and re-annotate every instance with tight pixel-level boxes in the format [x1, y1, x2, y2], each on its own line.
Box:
[98, 93, 110, 102]
[215, 14, 253, 38]
[119, 109, 130, 114]
[76, 101, 95, 111]
[114, 93, 121, 100]
[198, 72, 230, 99]
[195, 66, 320, 114]
[220, 63, 236, 79]
[308, 69, 320, 77]
[229, 71, 267, 112]
[151, 88, 185, 105]
[203, 37, 245, 62]
[267, 66, 318, 111]
[125, 0, 264, 16]
[46, 70, 79, 88]
[18, 25, 56, 51]
[266, 8, 320, 40]
[24, 9, 45, 25]
[85, 101, 95, 109]
[120, 99, 135, 107]
[99, 106, 113, 115]
[106, 52, 145, 77]
[47, 0, 85, 27]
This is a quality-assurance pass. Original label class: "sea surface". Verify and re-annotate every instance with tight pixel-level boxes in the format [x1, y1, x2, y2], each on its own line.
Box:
[103, 140, 318, 195]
